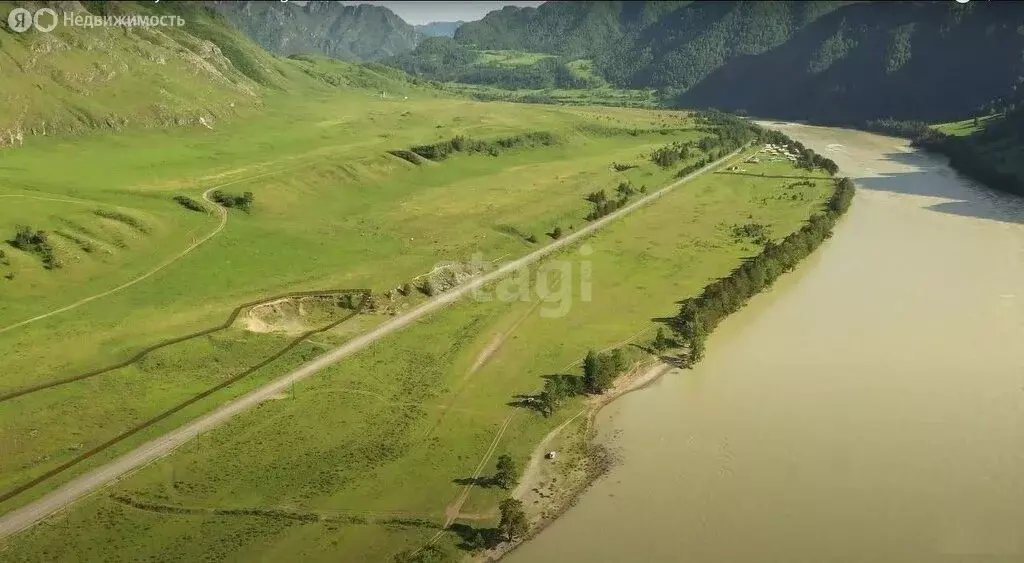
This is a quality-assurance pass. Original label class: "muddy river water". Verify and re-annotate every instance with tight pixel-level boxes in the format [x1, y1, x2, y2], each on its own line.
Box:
[508, 124, 1024, 562]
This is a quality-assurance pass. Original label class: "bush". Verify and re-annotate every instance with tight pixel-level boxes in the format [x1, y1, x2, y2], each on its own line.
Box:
[408, 132, 558, 161]
[173, 195, 206, 212]
[210, 190, 254, 212]
[94, 209, 150, 233]
[387, 150, 422, 165]
[8, 225, 59, 269]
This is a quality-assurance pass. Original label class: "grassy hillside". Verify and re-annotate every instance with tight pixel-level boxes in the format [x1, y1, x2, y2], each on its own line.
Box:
[208, 0, 423, 62]
[0, 0, 262, 136]
[0, 1, 430, 139]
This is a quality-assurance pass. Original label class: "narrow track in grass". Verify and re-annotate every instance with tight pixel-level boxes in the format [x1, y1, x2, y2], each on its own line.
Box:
[0, 170, 284, 335]
[0, 146, 748, 541]
[0, 290, 370, 507]
[0, 289, 367, 403]
[109, 494, 447, 528]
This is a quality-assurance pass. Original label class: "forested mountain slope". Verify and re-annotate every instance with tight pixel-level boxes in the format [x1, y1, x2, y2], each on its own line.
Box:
[415, 21, 464, 38]
[454, 1, 686, 59]
[451, 1, 1024, 123]
[915, 91, 1024, 197]
[676, 1, 1024, 123]
[207, 0, 422, 62]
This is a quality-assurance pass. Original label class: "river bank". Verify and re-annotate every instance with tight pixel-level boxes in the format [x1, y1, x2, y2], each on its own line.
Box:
[474, 360, 677, 562]
[475, 123, 855, 562]
[506, 123, 1024, 563]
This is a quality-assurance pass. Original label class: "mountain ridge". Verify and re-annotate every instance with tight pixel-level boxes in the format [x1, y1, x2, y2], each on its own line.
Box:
[449, 1, 1024, 123]
[207, 0, 423, 62]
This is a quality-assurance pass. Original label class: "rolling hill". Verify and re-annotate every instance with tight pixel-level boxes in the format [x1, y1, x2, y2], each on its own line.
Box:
[0, 1, 423, 142]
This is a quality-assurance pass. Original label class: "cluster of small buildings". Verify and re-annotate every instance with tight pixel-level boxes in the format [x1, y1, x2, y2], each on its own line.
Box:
[761, 143, 798, 163]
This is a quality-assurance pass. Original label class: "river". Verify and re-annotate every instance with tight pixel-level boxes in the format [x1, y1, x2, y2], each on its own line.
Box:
[507, 124, 1024, 562]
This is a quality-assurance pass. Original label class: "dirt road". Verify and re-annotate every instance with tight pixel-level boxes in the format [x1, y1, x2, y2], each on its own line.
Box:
[0, 146, 746, 540]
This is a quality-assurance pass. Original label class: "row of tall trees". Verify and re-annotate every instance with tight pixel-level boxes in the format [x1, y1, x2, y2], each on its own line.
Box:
[675, 175, 855, 365]
[409, 131, 558, 161]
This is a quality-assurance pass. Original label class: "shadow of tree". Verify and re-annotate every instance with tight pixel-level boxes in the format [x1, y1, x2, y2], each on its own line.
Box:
[449, 522, 502, 552]
[452, 476, 496, 488]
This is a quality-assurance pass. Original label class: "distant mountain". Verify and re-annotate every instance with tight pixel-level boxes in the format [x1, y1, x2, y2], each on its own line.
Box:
[672, 1, 1024, 124]
[454, 1, 687, 60]
[415, 21, 465, 38]
[450, 1, 1024, 123]
[208, 0, 422, 62]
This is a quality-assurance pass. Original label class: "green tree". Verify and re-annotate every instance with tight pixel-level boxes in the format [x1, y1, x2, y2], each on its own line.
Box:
[494, 454, 518, 489]
[652, 327, 670, 351]
[538, 375, 579, 416]
[609, 348, 627, 373]
[687, 331, 706, 366]
[497, 498, 529, 542]
[582, 349, 601, 393]
[393, 544, 448, 563]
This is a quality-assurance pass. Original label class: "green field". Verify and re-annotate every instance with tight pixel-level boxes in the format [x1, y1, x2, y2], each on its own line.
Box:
[932, 115, 1000, 137]
[440, 82, 660, 109]
[0, 82, 725, 512]
[1, 141, 834, 560]
[475, 50, 555, 67]
[0, 4, 843, 561]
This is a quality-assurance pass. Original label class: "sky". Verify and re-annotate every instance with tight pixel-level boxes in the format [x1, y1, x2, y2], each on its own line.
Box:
[336, 1, 546, 26]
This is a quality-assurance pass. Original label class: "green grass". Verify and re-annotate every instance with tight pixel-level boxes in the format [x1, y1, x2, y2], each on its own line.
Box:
[0, 6, 840, 559]
[475, 50, 556, 67]
[565, 59, 610, 87]
[440, 82, 660, 109]
[0, 92, 717, 513]
[931, 114, 999, 137]
[1, 147, 834, 561]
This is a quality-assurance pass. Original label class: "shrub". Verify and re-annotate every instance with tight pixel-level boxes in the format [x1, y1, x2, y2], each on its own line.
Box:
[8, 225, 59, 269]
[210, 190, 254, 212]
[94, 209, 150, 233]
[173, 195, 206, 212]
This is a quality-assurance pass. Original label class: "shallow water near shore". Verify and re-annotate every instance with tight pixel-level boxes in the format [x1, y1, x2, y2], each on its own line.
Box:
[507, 124, 1024, 562]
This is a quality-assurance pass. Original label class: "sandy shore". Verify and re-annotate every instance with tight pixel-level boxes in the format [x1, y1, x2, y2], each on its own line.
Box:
[474, 360, 678, 562]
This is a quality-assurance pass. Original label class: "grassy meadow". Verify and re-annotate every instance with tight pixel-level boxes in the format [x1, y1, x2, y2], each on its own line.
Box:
[932, 114, 1000, 137]
[0, 90, 722, 513]
[1, 144, 834, 561]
